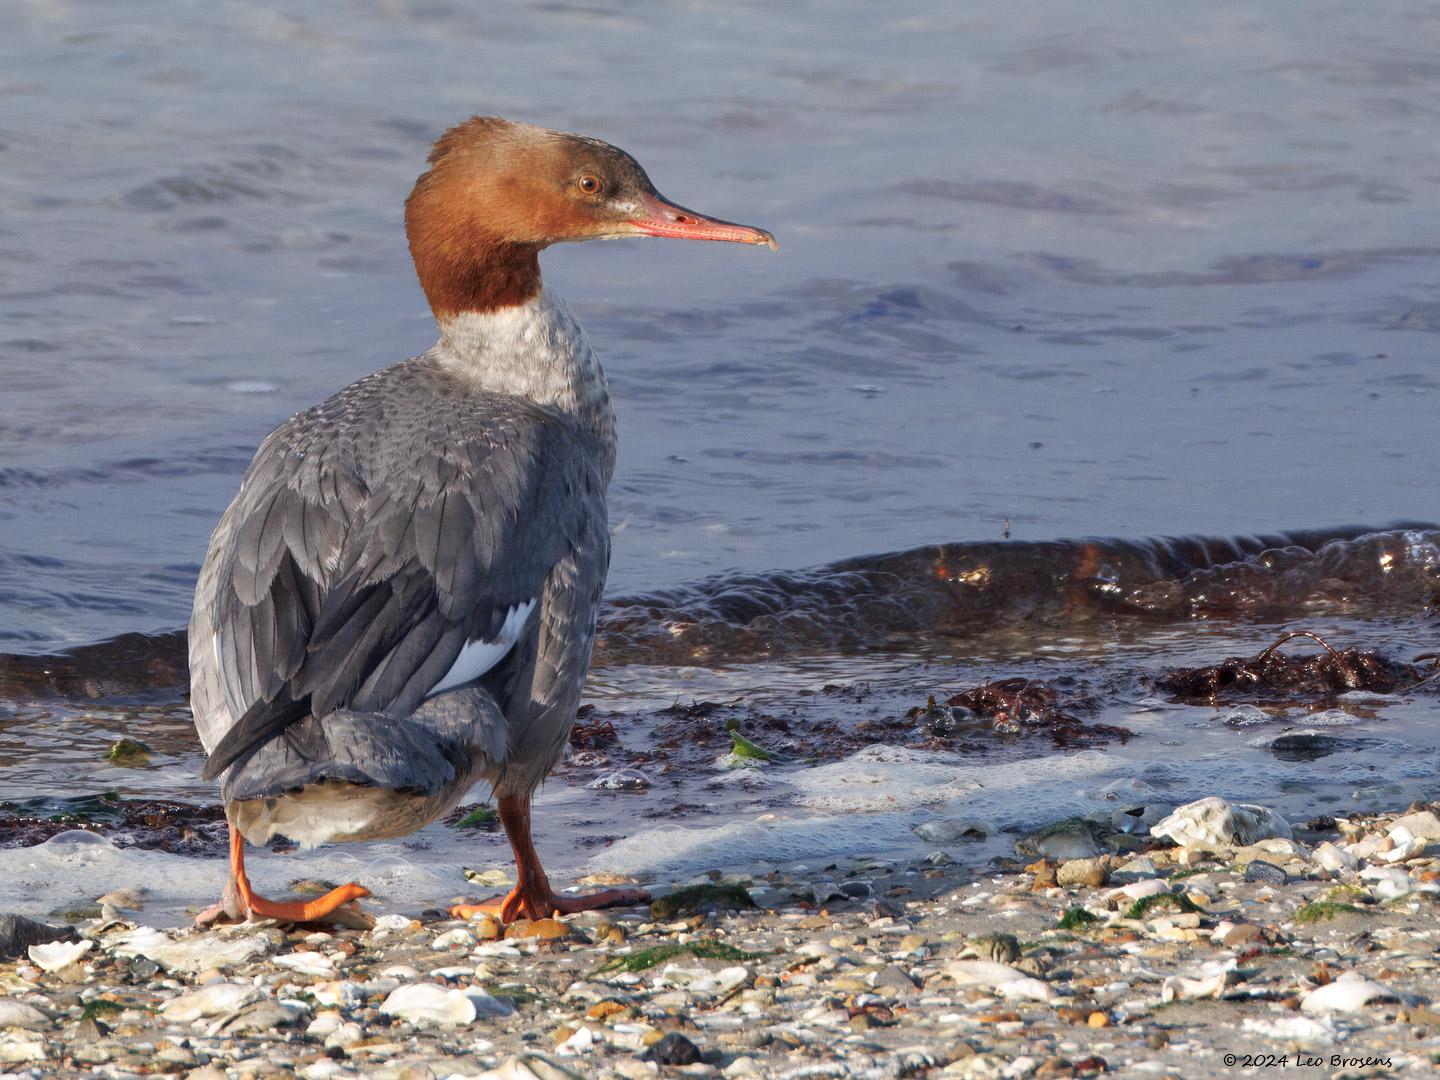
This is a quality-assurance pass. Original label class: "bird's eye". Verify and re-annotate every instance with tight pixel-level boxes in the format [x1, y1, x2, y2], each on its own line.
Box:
[577, 175, 602, 195]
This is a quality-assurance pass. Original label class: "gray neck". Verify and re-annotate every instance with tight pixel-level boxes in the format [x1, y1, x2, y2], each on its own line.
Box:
[433, 290, 615, 478]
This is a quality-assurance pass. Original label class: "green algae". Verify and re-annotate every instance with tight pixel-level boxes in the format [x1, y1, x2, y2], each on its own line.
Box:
[650, 883, 757, 919]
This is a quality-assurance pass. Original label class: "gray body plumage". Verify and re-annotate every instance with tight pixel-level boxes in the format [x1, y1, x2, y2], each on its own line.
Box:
[189, 291, 613, 848]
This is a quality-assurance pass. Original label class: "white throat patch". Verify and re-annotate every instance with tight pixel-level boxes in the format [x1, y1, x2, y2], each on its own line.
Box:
[434, 290, 609, 416]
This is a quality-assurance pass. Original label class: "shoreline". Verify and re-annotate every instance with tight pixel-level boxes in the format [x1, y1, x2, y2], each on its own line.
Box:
[2, 797, 1438, 1078]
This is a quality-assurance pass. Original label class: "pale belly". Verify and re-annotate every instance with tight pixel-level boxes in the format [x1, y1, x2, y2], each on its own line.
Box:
[230, 779, 475, 849]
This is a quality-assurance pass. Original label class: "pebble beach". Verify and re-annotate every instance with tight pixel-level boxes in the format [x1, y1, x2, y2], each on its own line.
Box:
[3, 796, 1438, 1079]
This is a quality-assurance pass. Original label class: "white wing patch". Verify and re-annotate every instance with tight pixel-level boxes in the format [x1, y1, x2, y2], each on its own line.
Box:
[426, 600, 537, 698]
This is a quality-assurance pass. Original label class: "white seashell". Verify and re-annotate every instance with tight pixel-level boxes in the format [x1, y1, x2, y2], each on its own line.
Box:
[1378, 837, 1426, 863]
[660, 964, 751, 996]
[556, 1023, 594, 1055]
[1150, 797, 1291, 849]
[1301, 972, 1397, 1013]
[161, 982, 263, 1022]
[469, 1053, 588, 1080]
[431, 928, 477, 950]
[1104, 877, 1168, 906]
[274, 951, 336, 976]
[306, 1012, 343, 1037]
[429, 965, 474, 981]
[26, 939, 92, 972]
[311, 981, 364, 1008]
[1161, 958, 1235, 1002]
[1312, 842, 1357, 871]
[1348, 833, 1388, 860]
[114, 928, 271, 973]
[0, 1000, 49, 1029]
[379, 982, 476, 1027]
[1361, 865, 1416, 901]
[379, 963, 421, 980]
[709, 966, 751, 995]
[657, 964, 713, 986]
[1162, 970, 1228, 1001]
[324, 1021, 365, 1048]
[1390, 810, 1440, 840]
[1256, 837, 1307, 855]
[474, 941, 523, 958]
[796, 941, 835, 959]
[998, 977, 1055, 1002]
[374, 914, 414, 932]
[943, 960, 1034, 989]
[1241, 1014, 1339, 1041]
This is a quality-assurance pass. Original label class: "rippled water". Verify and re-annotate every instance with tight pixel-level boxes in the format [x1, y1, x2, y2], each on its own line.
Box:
[1, 2, 1438, 920]
[4, 0, 1440, 647]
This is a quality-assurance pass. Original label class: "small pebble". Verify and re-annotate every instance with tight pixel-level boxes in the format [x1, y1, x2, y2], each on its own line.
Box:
[1243, 860, 1288, 885]
[647, 1031, 703, 1066]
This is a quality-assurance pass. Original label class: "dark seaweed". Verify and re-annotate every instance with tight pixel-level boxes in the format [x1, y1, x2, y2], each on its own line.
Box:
[907, 678, 1132, 746]
[0, 793, 226, 854]
[1156, 630, 1426, 704]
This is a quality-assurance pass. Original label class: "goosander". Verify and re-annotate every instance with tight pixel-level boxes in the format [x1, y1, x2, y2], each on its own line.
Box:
[189, 116, 774, 924]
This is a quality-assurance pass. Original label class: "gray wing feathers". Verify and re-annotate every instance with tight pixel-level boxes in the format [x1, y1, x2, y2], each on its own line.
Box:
[193, 360, 603, 782]
[493, 467, 610, 795]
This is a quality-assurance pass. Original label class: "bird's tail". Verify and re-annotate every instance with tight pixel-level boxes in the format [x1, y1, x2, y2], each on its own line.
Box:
[219, 709, 475, 804]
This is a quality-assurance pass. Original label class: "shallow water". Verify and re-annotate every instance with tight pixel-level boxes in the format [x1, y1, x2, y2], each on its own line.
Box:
[3, 609, 1439, 926]
[2, 530, 1436, 924]
[1, 2, 1438, 920]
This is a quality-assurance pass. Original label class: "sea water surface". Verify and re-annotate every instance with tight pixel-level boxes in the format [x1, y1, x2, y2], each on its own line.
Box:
[0, 1, 1438, 922]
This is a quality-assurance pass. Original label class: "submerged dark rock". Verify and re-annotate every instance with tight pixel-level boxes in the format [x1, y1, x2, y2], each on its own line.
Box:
[1266, 733, 1364, 762]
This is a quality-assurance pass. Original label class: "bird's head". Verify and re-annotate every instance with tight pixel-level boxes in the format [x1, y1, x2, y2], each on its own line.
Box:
[405, 116, 774, 319]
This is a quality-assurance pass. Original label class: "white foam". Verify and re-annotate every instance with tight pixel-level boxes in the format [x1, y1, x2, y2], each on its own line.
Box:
[788, 745, 981, 812]
[0, 837, 460, 927]
[587, 747, 1149, 878]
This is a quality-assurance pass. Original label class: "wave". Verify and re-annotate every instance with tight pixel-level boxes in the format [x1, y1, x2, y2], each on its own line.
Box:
[3, 524, 1434, 702]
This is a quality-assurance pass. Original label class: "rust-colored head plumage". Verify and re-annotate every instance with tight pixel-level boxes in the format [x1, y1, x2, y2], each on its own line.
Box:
[405, 116, 775, 322]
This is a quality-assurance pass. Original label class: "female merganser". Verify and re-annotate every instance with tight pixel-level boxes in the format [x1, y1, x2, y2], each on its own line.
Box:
[189, 116, 774, 924]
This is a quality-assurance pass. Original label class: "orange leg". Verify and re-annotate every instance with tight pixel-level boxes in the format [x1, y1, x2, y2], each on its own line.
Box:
[451, 794, 649, 922]
[198, 825, 369, 925]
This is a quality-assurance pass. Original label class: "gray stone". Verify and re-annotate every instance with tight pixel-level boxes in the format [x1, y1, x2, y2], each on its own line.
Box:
[1015, 818, 1107, 861]
[1243, 860, 1288, 885]
[874, 963, 919, 993]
